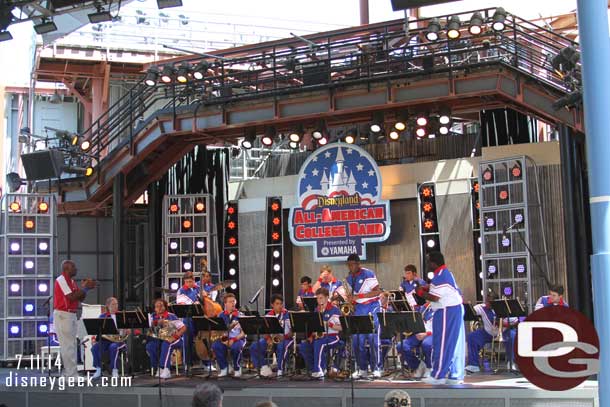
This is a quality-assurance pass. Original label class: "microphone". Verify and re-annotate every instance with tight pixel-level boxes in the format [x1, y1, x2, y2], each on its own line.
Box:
[249, 285, 264, 304]
[502, 224, 508, 240]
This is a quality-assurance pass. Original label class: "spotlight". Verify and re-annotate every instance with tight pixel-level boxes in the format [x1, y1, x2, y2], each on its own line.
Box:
[485, 216, 495, 228]
[9, 325, 20, 335]
[439, 126, 449, 135]
[88, 8, 113, 24]
[488, 264, 497, 274]
[34, 20, 58, 35]
[24, 303, 34, 313]
[227, 206, 236, 215]
[389, 130, 400, 141]
[416, 115, 428, 127]
[262, 127, 276, 147]
[242, 128, 256, 149]
[446, 15, 461, 40]
[504, 286, 513, 296]
[514, 213, 524, 223]
[169, 240, 179, 251]
[193, 61, 209, 80]
[501, 237, 511, 247]
[170, 282, 179, 290]
[38, 201, 49, 213]
[169, 203, 179, 213]
[439, 108, 451, 125]
[272, 217, 280, 226]
[228, 253, 237, 261]
[195, 201, 205, 212]
[38, 282, 49, 293]
[196, 240, 205, 250]
[182, 219, 192, 230]
[228, 237, 237, 246]
[422, 202, 433, 213]
[10, 201, 21, 212]
[272, 232, 280, 241]
[273, 264, 281, 272]
[10, 283, 20, 293]
[10, 241, 21, 253]
[492, 7, 507, 32]
[38, 241, 49, 252]
[426, 18, 441, 41]
[38, 323, 48, 334]
[482, 165, 493, 182]
[370, 112, 384, 133]
[85, 166, 94, 177]
[426, 238, 436, 248]
[469, 12, 483, 35]
[272, 278, 280, 287]
[81, 140, 91, 151]
[394, 112, 408, 131]
[423, 218, 435, 231]
[345, 128, 357, 144]
[317, 136, 328, 146]
[160, 65, 174, 83]
[183, 260, 192, 271]
[176, 63, 190, 83]
[230, 283, 238, 290]
[427, 271, 435, 280]
[498, 189, 509, 201]
[228, 221, 236, 230]
[24, 260, 35, 270]
[516, 264, 526, 273]
[24, 219, 35, 230]
[273, 250, 280, 258]
[421, 186, 433, 198]
[229, 268, 237, 276]
[511, 162, 522, 179]
[415, 127, 427, 138]
[157, 0, 183, 9]
[312, 122, 325, 140]
[289, 141, 300, 149]
[289, 125, 303, 143]
[145, 66, 160, 87]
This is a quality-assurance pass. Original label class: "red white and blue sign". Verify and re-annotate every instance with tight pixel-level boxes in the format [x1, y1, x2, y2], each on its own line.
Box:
[289, 144, 391, 261]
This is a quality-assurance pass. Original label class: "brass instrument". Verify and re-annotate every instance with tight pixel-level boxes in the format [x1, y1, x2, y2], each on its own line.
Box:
[148, 319, 179, 343]
[339, 278, 354, 316]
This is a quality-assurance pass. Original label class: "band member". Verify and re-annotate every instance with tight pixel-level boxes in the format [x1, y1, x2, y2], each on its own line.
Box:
[211, 293, 246, 378]
[92, 297, 126, 379]
[250, 294, 293, 377]
[398, 303, 434, 378]
[201, 271, 218, 302]
[345, 254, 382, 379]
[312, 265, 346, 301]
[146, 298, 186, 379]
[535, 285, 568, 310]
[53, 260, 97, 378]
[299, 287, 343, 378]
[399, 264, 426, 309]
[416, 251, 465, 385]
[176, 271, 201, 369]
[296, 276, 314, 310]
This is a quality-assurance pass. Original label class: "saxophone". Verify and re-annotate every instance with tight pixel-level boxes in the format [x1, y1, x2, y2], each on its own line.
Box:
[339, 278, 355, 316]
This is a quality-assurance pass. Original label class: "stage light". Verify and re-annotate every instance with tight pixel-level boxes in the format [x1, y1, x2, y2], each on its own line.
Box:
[511, 162, 522, 179]
[479, 272, 484, 279]
[24, 303, 34, 313]
[426, 238, 436, 248]
[423, 219, 435, 231]
[169, 203, 179, 213]
[415, 127, 427, 138]
[10, 283, 20, 293]
[273, 250, 280, 258]
[514, 213, 524, 224]
[289, 141, 300, 149]
[80, 139, 91, 152]
[37, 201, 49, 213]
[426, 18, 441, 41]
[176, 63, 190, 83]
[228, 253, 237, 262]
[498, 189, 509, 201]
[228, 221, 236, 230]
[10, 201, 21, 212]
[69, 134, 79, 146]
[195, 201, 205, 212]
[488, 264, 497, 274]
[469, 12, 483, 35]
[9, 325, 20, 335]
[312, 128, 324, 140]
[439, 108, 451, 125]
[317, 136, 328, 146]
[501, 237, 511, 247]
[157, 0, 183, 9]
[446, 15, 461, 40]
[242, 128, 256, 150]
[422, 202, 433, 213]
[439, 126, 449, 135]
[170, 282, 179, 290]
[9, 241, 20, 253]
[427, 272, 434, 280]
[262, 127, 276, 147]
[344, 134, 355, 144]
[228, 268, 236, 276]
[394, 112, 408, 131]
[421, 186, 433, 198]
[228, 237, 237, 246]
[370, 112, 384, 133]
[272, 232, 280, 241]
[196, 240, 205, 250]
[477, 236, 482, 244]
[289, 125, 303, 143]
[38, 241, 49, 252]
[38, 282, 48, 293]
[169, 240, 179, 251]
[24, 219, 35, 230]
[416, 115, 428, 127]
[193, 61, 209, 80]
[482, 165, 493, 182]
[182, 219, 192, 230]
[145, 66, 159, 87]
[34, 20, 58, 35]
[24, 260, 34, 270]
[516, 263, 526, 273]
[85, 166, 94, 177]
[230, 283, 238, 290]
[160, 65, 174, 83]
[272, 278, 280, 287]
[492, 7, 507, 32]
[272, 217, 280, 226]
[183, 260, 192, 271]
[273, 263, 281, 272]
[38, 324, 48, 334]
[485, 216, 495, 228]
[504, 286, 513, 296]
[389, 130, 400, 141]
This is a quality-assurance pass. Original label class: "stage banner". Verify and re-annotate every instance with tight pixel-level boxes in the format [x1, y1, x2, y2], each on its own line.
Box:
[289, 144, 391, 261]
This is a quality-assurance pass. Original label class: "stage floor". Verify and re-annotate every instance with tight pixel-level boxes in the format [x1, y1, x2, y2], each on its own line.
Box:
[0, 368, 599, 407]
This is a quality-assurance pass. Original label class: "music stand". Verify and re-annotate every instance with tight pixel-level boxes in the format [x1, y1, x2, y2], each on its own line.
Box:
[239, 316, 284, 336]
[376, 312, 424, 340]
[290, 312, 325, 337]
[114, 311, 150, 377]
[490, 299, 525, 373]
[463, 303, 479, 321]
[388, 291, 412, 312]
[302, 297, 318, 312]
[191, 316, 228, 377]
[169, 304, 206, 318]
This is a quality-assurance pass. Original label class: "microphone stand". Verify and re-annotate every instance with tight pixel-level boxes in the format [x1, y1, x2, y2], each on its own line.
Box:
[503, 221, 551, 287]
[249, 286, 264, 315]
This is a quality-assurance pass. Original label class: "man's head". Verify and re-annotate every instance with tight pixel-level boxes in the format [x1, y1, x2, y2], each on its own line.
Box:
[319, 265, 333, 283]
[270, 294, 284, 314]
[548, 284, 564, 304]
[300, 276, 312, 291]
[384, 390, 411, 407]
[62, 260, 77, 277]
[106, 297, 118, 314]
[404, 264, 417, 281]
[485, 291, 499, 307]
[426, 251, 445, 272]
[380, 291, 390, 308]
[315, 287, 330, 308]
[347, 254, 361, 274]
[192, 382, 223, 407]
[223, 293, 237, 312]
[202, 271, 212, 284]
[154, 298, 168, 314]
[183, 272, 196, 288]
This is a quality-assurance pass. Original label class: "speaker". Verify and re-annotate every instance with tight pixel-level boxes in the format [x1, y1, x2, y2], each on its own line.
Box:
[20, 150, 64, 180]
[423, 56, 434, 71]
[390, 0, 456, 11]
[302, 61, 329, 86]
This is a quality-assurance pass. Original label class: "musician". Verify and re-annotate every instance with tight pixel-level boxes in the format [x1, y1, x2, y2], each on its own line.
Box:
[92, 297, 126, 379]
[298, 287, 343, 379]
[211, 293, 246, 378]
[416, 251, 465, 385]
[250, 294, 293, 377]
[201, 271, 218, 302]
[296, 276, 314, 310]
[53, 259, 97, 378]
[146, 298, 186, 379]
[345, 254, 382, 379]
[312, 265, 346, 302]
[176, 271, 202, 369]
[399, 264, 426, 309]
[535, 284, 568, 310]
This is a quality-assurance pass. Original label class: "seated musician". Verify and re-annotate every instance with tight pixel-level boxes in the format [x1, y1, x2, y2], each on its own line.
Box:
[535, 284, 568, 310]
[211, 293, 246, 378]
[399, 264, 426, 310]
[298, 287, 343, 379]
[145, 298, 187, 379]
[201, 271, 218, 302]
[465, 292, 519, 373]
[92, 297, 126, 379]
[296, 276, 314, 310]
[397, 302, 434, 379]
[176, 271, 202, 370]
[312, 265, 346, 302]
[250, 294, 293, 378]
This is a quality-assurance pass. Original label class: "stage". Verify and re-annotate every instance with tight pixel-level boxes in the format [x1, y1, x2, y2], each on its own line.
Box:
[0, 368, 598, 407]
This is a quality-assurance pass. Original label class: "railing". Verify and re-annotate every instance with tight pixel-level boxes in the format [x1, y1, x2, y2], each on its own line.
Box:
[80, 7, 578, 169]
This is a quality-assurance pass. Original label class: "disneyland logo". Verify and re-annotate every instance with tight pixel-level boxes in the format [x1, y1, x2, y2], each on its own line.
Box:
[317, 193, 361, 208]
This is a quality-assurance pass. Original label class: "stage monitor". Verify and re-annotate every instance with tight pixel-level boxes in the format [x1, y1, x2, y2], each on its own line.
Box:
[21, 150, 65, 180]
[391, 0, 457, 11]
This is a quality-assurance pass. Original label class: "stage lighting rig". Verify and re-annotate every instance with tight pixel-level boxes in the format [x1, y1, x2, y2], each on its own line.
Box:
[425, 18, 441, 41]
[262, 127, 276, 147]
[446, 15, 461, 40]
[34, 19, 58, 35]
[370, 112, 384, 133]
[145, 66, 160, 87]
[552, 90, 582, 111]
[241, 128, 256, 150]
[492, 7, 507, 32]
[469, 12, 483, 35]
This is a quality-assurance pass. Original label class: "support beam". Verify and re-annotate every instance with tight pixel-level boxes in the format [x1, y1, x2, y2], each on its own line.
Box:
[113, 173, 126, 306]
[359, 0, 369, 25]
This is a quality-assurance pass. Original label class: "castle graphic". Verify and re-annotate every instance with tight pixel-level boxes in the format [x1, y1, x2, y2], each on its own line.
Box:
[319, 147, 356, 195]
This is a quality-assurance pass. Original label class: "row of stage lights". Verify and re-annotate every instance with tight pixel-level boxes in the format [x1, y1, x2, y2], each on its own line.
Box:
[425, 8, 508, 42]
[144, 61, 210, 87]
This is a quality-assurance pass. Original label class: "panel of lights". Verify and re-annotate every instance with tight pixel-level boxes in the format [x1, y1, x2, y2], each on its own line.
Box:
[417, 183, 441, 281]
[223, 201, 240, 303]
[265, 197, 284, 303]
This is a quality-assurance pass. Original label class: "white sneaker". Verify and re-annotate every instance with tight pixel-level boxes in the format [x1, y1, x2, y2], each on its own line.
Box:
[218, 368, 228, 377]
[422, 376, 446, 385]
[277, 369, 283, 377]
[154, 369, 160, 378]
[311, 371, 325, 378]
[352, 369, 368, 379]
[112, 369, 119, 378]
[92, 368, 102, 379]
[510, 362, 519, 371]
[413, 361, 426, 378]
[465, 365, 480, 373]
[260, 365, 273, 377]
[159, 368, 171, 379]
[373, 370, 382, 378]
[446, 378, 464, 385]
[424, 368, 431, 378]
[233, 368, 242, 378]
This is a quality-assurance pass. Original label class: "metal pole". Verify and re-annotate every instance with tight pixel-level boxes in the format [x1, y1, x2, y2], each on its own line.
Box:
[359, 0, 369, 25]
[576, 1, 610, 406]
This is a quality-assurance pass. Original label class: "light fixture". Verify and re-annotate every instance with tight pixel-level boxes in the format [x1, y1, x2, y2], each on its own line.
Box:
[9, 241, 21, 253]
[10, 283, 20, 293]
[24, 260, 35, 270]
[196, 240, 205, 250]
[370, 112, 384, 133]
[170, 282, 179, 290]
[492, 7, 507, 32]
[262, 127, 276, 147]
[273, 250, 280, 258]
[427, 271, 435, 280]
[312, 122, 325, 140]
[24, 303, 34, 313]
[38, 282, 49, 293]
[38, 241, 49, 252]
[416, 115, 428, 127]
[426, 238, 436, 248]
[81, 140, 91, 151]
[503, 286, 513, 296]
[289, 125, 303, 143]
[394, 112, 408, 131]
[195, 201, 205, 212]
[289, 141, 300, 149]
[317, 136, 328, 146]
[88, 8, 113, 24]
[482, 165, 494, 182]
[6, 172, 24, 192]
[416, 127, 427, 138]
[516, 263, 526, 273]
[345, 128, 357, 144]
[423, 218, 435, 231]
[24, 219, 35, 230]
[229, 268, 237, 276]
[230, 283, 238, 290]
[426, 18, 441, 41]
[182, 219, 192, 230]
[469, 12, 483, 35]
[85, 166, 94, 177]
[169, 203, 179, 213]
[145, 66, 159, 87]
[49, 90, 63, 104]
[183, 260, 192, 271]
[193, 61, 209, 80]
[488, 264, 497, 274]
[38, 201, 49, 213]
[34, 20, 58, 35]
[511, 162, 522, 179]
[501, 236, 511, 247]
[499, 189, 509, 201]
[514, 213, 524, 223]
[273, 264, 281, 272]
[169, 240, 179, 251]
[389, 130, 400, 141]
[439, 108, 451, 125]
[485, 216, 495, 228]
[38, 323, 48, 334]
[176, 62, 190, 83]
[272, 278, 280, 287]
[10, 201, 21, 212]
[439, 126, 449, 135]
[9, 325, 20, 335]
[228, 253, 237, 262]
[242, 128, 256, 149]
[446, 15, 461, 40]
[160, 65, 174, 83]
[157, 0, 183, 9]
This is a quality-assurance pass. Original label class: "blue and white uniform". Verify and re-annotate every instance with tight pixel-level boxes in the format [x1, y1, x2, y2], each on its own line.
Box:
[398, 304, 434, 371]
[145, 311, 185, 370]
[534, 295, 568, 310]
[91, 313, 126, 371]
[467, 303, 519, 368]
[250, 309, 293, 372]
[347, 267, 381, 372]
[176, 283, 202, 366]
[428, 265, 465, 381]
[202, 282, 218, 302]
[211, 310, 246, 371]
[296, 286, 315, 309]
[400, 277, 427, 309]
[299, 302, 343, 375]
[320, 278, 346, 300]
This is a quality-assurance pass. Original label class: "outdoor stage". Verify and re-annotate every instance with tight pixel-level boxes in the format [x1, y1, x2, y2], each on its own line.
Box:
[0, 368, 598, 407]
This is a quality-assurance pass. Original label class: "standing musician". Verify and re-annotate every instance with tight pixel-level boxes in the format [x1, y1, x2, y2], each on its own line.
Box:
[416, 251, 465, 385]
[312, 265, 347, 302]
[91, 297, 126, 379]
[250, 294, 293, 378]
[535, 284, 568, 310]
[299, 287, 343, 379]
[345, 254, 383, 379]
[398, 303, 434, 379]
[296, 276, 314, 310]
[146, 298, 186, 379]
[211, 293, 246, 378]
[399, 264, 426, 310]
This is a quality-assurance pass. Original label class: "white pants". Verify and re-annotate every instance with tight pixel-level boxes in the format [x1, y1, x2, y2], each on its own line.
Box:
[53, 310, 78, 377]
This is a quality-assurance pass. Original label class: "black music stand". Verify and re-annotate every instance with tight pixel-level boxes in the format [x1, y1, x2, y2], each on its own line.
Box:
[239, 316, 284, 377]
[289, 312, 327, 378]
[388, 291, 412, 312]
[490, 299, 525, 373]
[83, 318, 119, 378]
[192, 317, 228, 377]
[463, 303, 479, 321]
[114, 311, 150, 377]
[168, 304, 205, 374]
[339, 315, 376, 380]
[243, 310, 260, 317]
[302, 297, 318, 312]
[376, 312, 425, 340]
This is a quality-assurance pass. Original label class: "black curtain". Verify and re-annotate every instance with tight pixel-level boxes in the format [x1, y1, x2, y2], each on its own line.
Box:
[480, 108, 531, 146]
